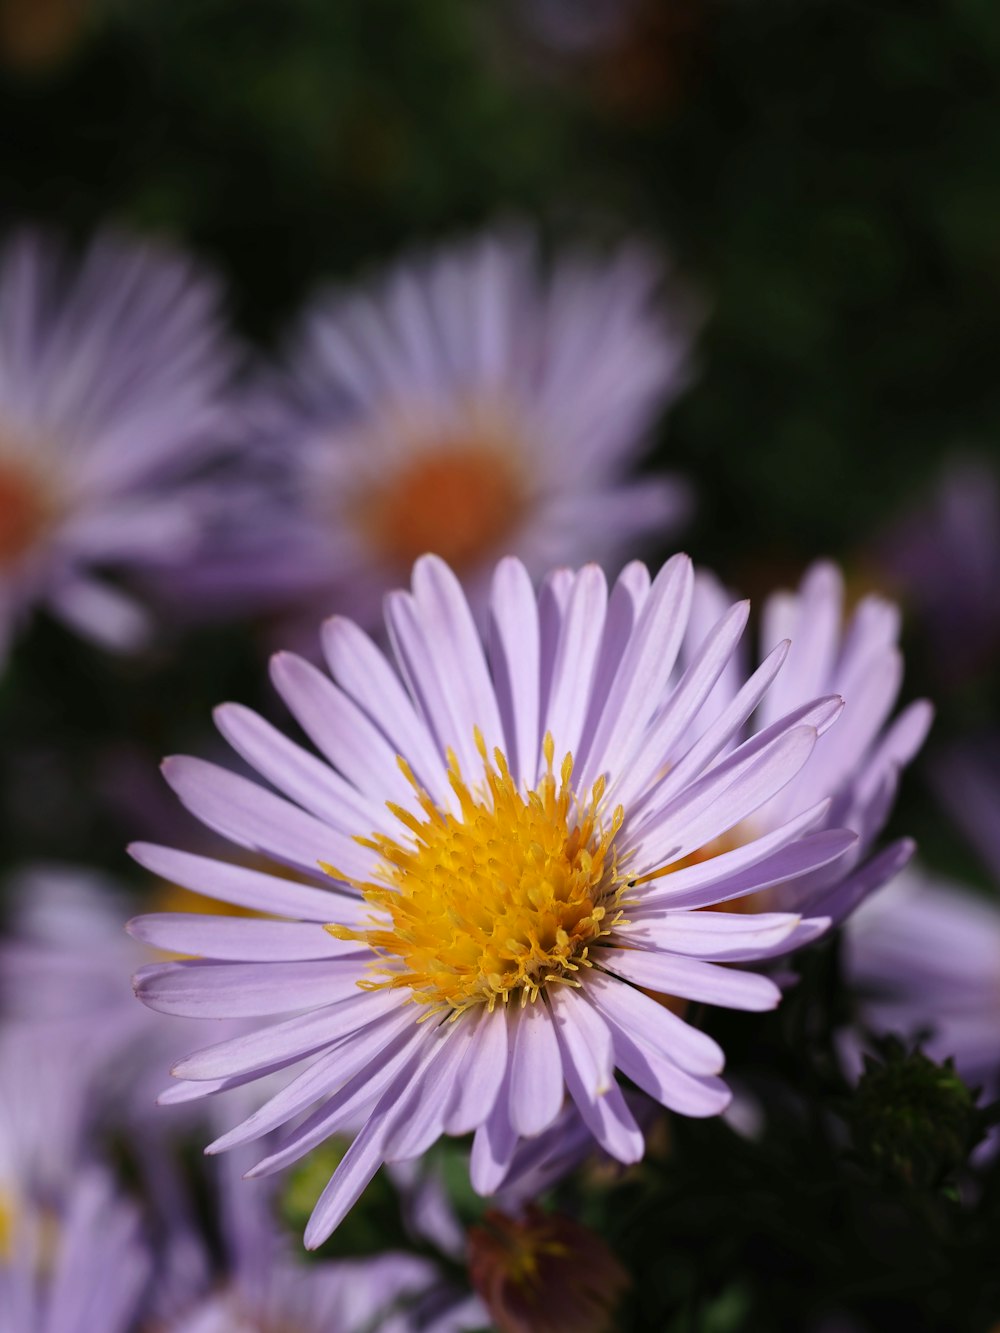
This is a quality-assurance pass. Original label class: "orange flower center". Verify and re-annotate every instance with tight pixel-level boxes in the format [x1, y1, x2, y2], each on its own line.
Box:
[358, 440, 527, 573]
[0, 456, 53, 566]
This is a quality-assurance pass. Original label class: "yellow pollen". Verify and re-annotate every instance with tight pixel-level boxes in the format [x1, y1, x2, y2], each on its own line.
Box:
[324, 732, 629, 1014]
[0, 1186, 14, 1261]
[357, 438, 527, 573]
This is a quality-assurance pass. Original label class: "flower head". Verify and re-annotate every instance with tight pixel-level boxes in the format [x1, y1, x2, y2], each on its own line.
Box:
[467, 1205, 629, 1333]
[132, 553, 868, 1248]
[0, 1027, 150, 1333]
[0, 228, 235, 659]
[191, 229, 694, 629]
[844, 868, 1000, 1100]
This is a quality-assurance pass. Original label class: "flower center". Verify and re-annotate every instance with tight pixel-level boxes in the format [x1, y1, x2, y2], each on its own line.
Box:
[0, 455, 53, 566]
[0, 1186, 14, 1261]
[468, 1206, 631, 1333]
[357, 439, 527, 573]
[326, 734, 628, 1013]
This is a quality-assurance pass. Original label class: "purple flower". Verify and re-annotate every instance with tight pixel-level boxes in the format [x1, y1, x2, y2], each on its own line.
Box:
[870, 459, 1000, 685]
[685, 560, 931, 922]
[844, 867, 1000, 1100]
[164, 1152, 440, 1333]
[0, 1027, 151, 1333]
[0, 228, 235, 658]
[191, 229, 694, 631]
[129, 553, 879, 1247]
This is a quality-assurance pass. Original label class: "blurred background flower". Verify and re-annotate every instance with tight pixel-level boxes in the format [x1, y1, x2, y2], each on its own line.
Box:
[179, 228, 694, 643]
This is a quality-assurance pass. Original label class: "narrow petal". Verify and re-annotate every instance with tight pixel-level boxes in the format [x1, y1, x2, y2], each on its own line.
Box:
[548, 986, 615, 1095]
[470, 1070, 519, 1196]
[539, 565, 608, 772]
[321, 615, 449, 801]
[507, 999, 565, 1137]
[585, 969, 724, 1076]
[611, 600, 750, 810]
[171, 989, 407, 1081]
[127, 914, 357, 962]
[213, 702, 389, 834]
[562, 1052, 645, 1165]
[270, 652, 416, 808]
[580, 553, 693, 787]
[410, 554, 505, 759]
[611, 1023, 732, 1117]
[160, 757, 375, 884]
[594, 947, 782, 1011]
[488, 557, 540, 788]
[134, 958, 361, 1018]
[385, 1022, 471, 1162]
[657, 638, 791, 797]
[444, 1004, 510, 1135]
[614, 910, 807, 960]
[629, 723, 825, 872]
[127, 842, 343, 920]
[245, 1027, 430, 1176]
[303, 1100, 396, 1249]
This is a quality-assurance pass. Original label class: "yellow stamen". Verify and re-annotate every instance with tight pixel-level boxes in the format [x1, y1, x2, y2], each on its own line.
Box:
[0, 1186, 14, 1261]
[324, 731, 630, 1014]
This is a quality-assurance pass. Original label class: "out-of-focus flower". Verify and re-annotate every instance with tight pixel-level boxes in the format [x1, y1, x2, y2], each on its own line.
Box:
[0, 0, 91, 73]
[132, 552, 860, 1248]
[467, 1205, 629, 1333]
[0, 228, 235, 660]
[190, 229, 694, 634]
[933, 738, 1000, 884]
[870, 459, 1000, 686]
[165, 1149, 437, 1333]
[687, 560, 931, 923]
[0, 1027, 151, 1333]
[844, 868, 1000, 1101]
[513, 0, 703, 123]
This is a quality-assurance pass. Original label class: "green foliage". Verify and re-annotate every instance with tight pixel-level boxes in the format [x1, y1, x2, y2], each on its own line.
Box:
[845, 1038, 990, 1192]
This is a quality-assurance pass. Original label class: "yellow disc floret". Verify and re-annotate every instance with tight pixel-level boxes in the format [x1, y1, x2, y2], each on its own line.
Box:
[0, 1186, 14, 1261]
[324, 732, 629, 1014]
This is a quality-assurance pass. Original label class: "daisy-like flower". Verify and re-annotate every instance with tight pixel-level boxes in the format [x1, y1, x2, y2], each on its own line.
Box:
[132, 553, 866, 1248]
[0, 227, 234, 659]
[682, 561, 931, 923]
[165, 1150, 440, 1333]
[467, 1206, 630, 1333]
[192, 229, 693, 629]
[844, 867, 1000, 1101]
[871, 460, 1000, 685]
[0, 1027, 151, 1333]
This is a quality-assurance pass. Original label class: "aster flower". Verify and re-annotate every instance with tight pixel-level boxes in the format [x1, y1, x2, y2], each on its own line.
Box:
[468, 1206, 629, 1333]
[0, 866, 243, 1132]
[0, 1027, 151, 1333]
[190, 229, 694, 631]
[129, 552, 868, 1248]
[933, 738, 1000, 884]
[683, 560, 931, 923]
[844, 868, 1000, 1101]
[870, 459, 1000, 685]
[0, 227, 234, 659]
[165, 1150, 439, 1333]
